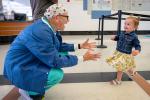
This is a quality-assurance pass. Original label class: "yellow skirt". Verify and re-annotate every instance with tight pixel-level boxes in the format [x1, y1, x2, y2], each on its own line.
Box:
[106, 50, 136, 71]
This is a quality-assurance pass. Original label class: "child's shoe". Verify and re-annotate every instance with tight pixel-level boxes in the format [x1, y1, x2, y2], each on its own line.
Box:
[110, 79, 122, 85]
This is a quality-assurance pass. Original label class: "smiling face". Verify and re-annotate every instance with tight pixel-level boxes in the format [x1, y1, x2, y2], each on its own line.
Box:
[124, 17, 139, 33]
[124, 18, 136, 33]
[55, 12, 69, 31]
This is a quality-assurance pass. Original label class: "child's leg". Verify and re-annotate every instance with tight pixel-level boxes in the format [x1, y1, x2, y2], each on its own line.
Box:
[110, 70, 123, 85]
[117, 71, 123, 81]
[126, 69, 150, 96]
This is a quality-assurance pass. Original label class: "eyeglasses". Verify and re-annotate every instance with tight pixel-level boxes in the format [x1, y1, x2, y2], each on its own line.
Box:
[59, 15, 69, 20]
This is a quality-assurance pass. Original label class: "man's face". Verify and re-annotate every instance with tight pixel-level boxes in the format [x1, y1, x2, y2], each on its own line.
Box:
[57, 13, 69, 31]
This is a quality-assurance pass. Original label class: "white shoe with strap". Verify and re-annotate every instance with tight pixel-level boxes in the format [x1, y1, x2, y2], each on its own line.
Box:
[110, 79, 122, 85]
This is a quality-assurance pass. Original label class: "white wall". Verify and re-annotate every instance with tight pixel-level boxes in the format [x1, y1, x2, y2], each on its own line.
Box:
[64, 0, 150, 31]
[64, 1, 99, 31]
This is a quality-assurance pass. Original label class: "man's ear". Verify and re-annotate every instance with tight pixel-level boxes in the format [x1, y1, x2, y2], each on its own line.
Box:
[53, 16, 58, 20]
[54, 16, 62, 25]
[54, 16, 60, 22]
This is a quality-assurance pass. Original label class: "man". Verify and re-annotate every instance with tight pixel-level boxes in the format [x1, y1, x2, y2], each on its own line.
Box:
[3, 1, 59, 100]
[3, 4, 100, 100]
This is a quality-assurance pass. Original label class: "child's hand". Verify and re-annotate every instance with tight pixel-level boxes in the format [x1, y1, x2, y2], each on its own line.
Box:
[110, 36, 116, 41]
[132, 50, 140, 56]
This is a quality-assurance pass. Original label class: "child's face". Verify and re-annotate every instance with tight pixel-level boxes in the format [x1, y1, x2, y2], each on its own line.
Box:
[124, 18, 136, 33]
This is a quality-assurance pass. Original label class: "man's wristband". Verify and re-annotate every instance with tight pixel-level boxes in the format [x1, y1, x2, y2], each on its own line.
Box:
[78, 44, 81, 49]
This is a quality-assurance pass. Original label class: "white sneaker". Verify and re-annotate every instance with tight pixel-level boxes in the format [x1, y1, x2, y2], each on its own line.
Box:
[19, 89, 32, 100]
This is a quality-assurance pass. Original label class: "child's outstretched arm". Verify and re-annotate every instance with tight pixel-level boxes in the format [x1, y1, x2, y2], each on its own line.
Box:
[132, 36, 141, 56]
[111, 35, 119, 41]
[132, 50, 140, 56]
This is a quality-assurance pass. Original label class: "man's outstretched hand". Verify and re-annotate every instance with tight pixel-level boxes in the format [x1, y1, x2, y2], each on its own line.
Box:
[80, 38, 96, 49]
[83, 49, 101, 61]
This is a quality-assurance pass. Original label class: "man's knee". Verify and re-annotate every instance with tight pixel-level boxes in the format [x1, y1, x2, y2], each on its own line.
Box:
[54, 68, 64, 83]
[48, 68, 64, 84]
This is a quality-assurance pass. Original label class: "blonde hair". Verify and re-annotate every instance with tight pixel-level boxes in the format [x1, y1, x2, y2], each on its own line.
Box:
[126, 16, 140, 28]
